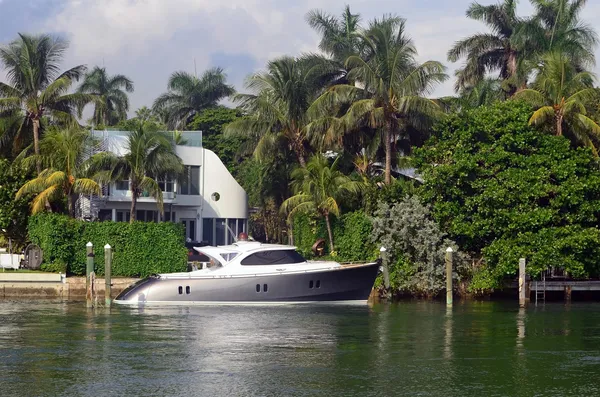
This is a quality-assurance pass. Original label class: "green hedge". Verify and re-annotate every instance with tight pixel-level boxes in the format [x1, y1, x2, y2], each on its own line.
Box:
[28, 214, 188, 277]
[292, 211, 377, 263]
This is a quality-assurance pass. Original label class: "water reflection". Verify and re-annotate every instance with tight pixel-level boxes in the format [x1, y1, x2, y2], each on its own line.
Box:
[444, 306, 453, 360]
[1, 301, 600, 396]
[516, 306, 526, 353]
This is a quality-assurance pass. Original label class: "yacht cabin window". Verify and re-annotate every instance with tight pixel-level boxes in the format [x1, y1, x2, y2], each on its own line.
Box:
[240, 250, 306, 266]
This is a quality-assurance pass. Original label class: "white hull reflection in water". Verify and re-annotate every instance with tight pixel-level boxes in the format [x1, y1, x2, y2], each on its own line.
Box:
[115, 241, 380, 305]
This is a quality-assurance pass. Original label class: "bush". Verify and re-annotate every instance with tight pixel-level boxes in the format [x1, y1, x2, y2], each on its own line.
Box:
[291, 211, 376, 262]
[415, 101, 600, 289]
[332, 211, 377, 262]
[292, 213, 327, 258]
[371, 196, 470, 298]
[28, 214, 188, 277]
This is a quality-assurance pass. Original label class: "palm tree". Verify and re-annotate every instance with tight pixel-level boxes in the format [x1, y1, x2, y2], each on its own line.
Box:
[441, 77, 504, 111]
[152, 67, 235, 129]
[526, 0, 597, 67]
[281, 155, 362, 252]
[77, 66, 134, 126]
[306, 5, 362, 62]
[310, 16, 448, 184]
[304, 7, 364, 91]
[0, 33, 92, 173]
[225, 57, 320, 167]
[135, 106, 154, 122]
[447, 0, 530, 94]
[513, 52, 600, 153]
[15, 127, 100, 216]
[89, 122, 183, 222]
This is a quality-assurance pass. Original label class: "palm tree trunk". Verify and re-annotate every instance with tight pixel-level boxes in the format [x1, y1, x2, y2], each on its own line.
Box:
[324, 213, 334, 253]
[384, 126, 392, 185]
[130, 188, 137, 223]
[68, 193, 76, 218]
[32, 118, 41, 174]
[506, 51, 518, 97]
[298, 154, 307, 168]
[556, 112, 564, 136]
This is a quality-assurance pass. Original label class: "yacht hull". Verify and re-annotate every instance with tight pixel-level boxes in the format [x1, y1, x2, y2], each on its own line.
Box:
[114, 263, 379, 305]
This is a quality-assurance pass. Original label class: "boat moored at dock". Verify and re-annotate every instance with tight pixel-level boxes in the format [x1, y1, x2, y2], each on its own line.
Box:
[115, 241, 379, 305]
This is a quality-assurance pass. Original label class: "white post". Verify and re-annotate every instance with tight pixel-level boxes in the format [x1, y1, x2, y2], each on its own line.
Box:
[380, 247, 391, 299]
[446, 247, 453, 306]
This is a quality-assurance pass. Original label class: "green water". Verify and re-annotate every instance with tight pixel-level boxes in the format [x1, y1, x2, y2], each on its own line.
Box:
[0, 301, 599, 396]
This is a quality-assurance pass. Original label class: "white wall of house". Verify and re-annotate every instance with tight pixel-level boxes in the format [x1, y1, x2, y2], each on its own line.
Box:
[91, 131, 248, 245]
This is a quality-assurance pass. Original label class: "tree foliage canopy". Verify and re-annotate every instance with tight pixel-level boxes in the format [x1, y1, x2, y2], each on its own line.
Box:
[415, 101, 600, 289]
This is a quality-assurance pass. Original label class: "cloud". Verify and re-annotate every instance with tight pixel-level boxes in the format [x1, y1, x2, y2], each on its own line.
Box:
[0, 0, 598, 113]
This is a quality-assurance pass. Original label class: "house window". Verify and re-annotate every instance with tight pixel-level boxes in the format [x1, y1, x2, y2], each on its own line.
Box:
[163, 211, 176, 222]
[203, 218, 214, 245]
[157, 177, 175, 193]
[190, 166, 200, 195]
[227, 219, 237, 244]
[116, 180, 129, 191]
[181, 219, 196, 242]
[116, 211, 130, 222]
[180, 166, 200, 195]
[136, 210, 158, 223]
[215, 218, 226, 246]
[237, 219, 247, 236]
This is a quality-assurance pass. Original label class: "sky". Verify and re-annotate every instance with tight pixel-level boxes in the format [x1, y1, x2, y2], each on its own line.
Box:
[1, 0, 599, 115]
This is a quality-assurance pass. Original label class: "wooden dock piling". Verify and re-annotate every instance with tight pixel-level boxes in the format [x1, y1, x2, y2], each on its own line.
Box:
[104, 244, 112, 307]
[86, 242, 94, 308]
[519, 258, 527, 307]
[446, 247, 453, 306]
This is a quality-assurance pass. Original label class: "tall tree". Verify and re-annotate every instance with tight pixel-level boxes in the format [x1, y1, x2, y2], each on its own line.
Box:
[89, 122, 183, 222]
[306, 5, 362, 63]
[225, 56, 319, 167]
[0, 34, 92, 172]
[281, 155, 362, 251]
[440, 77, 504, 112]
[16, 127, 100, 217]
[305, 6, 365, 91]
[447, 0, 529, 94]
[513, 52, 600, 153]
[152, 67, 235, 129]
[77, 66, 134, 126]
[526, 0, 598, 67]
[310, 16, 448, 184]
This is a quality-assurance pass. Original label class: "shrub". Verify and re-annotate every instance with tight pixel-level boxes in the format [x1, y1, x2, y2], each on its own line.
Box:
[28, 214, 187, 277]
[415, 101, 600, 290]
[371, 196, 470, 298]
[291, 211, 376, 262]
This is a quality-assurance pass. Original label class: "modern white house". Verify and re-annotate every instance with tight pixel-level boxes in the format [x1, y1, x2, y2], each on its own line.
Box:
[77, 130, 248, 245]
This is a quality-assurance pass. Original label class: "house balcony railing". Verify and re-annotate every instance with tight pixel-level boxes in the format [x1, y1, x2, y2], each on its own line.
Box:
[106, 189, 177, 203]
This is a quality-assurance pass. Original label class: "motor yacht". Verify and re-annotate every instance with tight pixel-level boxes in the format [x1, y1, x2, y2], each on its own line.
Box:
[114, 240, 379, 305]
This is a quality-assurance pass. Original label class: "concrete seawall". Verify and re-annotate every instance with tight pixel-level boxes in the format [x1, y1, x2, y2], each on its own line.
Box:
[0, 274, 139, 299]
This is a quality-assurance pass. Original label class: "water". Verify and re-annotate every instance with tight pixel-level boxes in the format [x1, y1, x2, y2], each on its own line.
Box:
[1, 301, 599, 396]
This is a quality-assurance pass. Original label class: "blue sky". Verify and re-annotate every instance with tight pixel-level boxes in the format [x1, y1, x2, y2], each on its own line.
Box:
[1, 0, 599, 114]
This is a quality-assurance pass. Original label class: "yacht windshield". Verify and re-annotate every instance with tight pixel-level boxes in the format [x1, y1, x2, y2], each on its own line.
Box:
[240, 250, 306, 266]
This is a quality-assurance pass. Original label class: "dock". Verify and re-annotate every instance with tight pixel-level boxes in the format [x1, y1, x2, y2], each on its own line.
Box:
[0, 273, 138, 299]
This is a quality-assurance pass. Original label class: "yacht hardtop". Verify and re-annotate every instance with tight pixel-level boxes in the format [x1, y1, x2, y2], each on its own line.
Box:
[163, 241, 345, 279]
